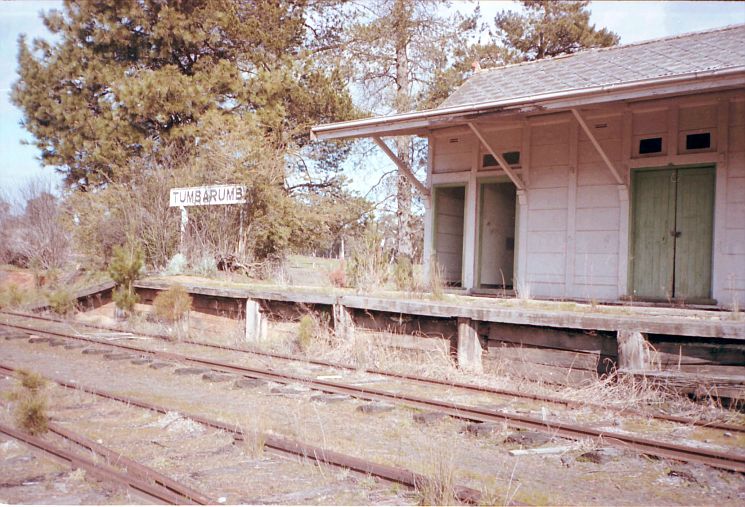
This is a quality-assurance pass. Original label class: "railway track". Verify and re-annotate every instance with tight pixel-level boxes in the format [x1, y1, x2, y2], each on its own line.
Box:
[0, 363, 483, 504]
[0, 421, 206, 504]
[2, 317, 745, 474]
[3, 309, 741, 433]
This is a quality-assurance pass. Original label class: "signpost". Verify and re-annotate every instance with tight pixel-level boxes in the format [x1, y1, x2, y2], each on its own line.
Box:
[169, 184, 247, 253]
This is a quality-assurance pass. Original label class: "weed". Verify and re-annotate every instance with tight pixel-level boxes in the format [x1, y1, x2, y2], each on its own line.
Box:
[327, 263, 347, 288]
[14, 392, 49, 435]
[427, 257, 446, 300]
[393, 256, 414, 291]
[297, 314, 320, 352]
[108, 242, 143, 314]
[112, 285, 139, 314]
[242, 415, 267, 459]
[18, 370, 45, 391]
[153, 285, 192, 322]
[47, 288, 76, 316]
[0, 284, 26, 308]
[414, 446, 457, 506]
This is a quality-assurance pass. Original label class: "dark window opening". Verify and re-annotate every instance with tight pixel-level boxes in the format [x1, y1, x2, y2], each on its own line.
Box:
[639, 137, 663, 154]
[483, 151, 520, 167]
[686, 132, 711, 150]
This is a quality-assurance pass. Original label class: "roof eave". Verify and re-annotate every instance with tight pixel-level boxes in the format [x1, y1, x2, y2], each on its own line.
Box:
[311, 67, 745, 141]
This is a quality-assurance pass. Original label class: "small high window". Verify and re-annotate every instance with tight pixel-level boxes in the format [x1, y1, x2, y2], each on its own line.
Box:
[483, 151, 520, 167]
[686, 132, 711, 150]
[639, 137, 663, 155]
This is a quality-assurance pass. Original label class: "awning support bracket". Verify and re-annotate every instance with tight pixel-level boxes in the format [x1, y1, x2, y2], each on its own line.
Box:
[468, 123, 525, 190]
[372, 136, 430, 197]
[571, 108, 625, 186]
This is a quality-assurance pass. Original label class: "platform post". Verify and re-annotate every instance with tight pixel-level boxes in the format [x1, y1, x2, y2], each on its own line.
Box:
[617, 330, 650, 371]
[245, 299, 267, 343]
[333, 302, 354, 342]
[457, 317, 483, 373]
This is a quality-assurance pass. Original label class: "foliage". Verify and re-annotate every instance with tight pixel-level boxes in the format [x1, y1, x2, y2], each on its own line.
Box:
[48, 289, 75, 316]
[346, 224, 391, 291]
[394, 256, 414, 291]
[108, 243, 143, 313]
[297, 314, 319, 352]
[12, 0, 355, 190]
[152, 285, 192, 323]
[0, 284, 27, 309]
[13, 372, 49, 435]
[494, 1, 620, 61]
[328, 263, 347, 288]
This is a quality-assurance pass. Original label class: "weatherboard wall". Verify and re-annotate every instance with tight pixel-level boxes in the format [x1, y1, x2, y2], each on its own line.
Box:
[425, 90, 745, 307]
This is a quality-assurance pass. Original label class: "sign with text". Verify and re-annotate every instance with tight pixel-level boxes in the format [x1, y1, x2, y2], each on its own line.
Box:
[169, 184, 246, 207]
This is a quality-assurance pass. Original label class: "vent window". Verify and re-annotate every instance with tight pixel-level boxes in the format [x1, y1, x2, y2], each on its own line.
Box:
[685, 132, 711, 151]
[639, 137, 663, 155]
[483, 151, 520, 167]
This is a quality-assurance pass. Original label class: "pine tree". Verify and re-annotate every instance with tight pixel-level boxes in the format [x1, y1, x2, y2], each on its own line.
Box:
[12, 0, 355, 190]
[494, 0, 619, 61]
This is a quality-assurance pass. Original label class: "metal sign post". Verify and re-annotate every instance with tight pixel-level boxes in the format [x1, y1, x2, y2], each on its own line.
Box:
[169, 184, 247, 254]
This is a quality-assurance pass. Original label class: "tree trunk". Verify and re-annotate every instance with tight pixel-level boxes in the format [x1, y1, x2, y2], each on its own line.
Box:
[393, 0, 414, 263]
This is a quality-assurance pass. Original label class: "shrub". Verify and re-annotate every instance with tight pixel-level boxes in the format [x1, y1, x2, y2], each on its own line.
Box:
[15, 394, 49, 435]
[108, 243, 143, 314]
[164, 253, 187, 275]
[0, 284, 26, 309]
[297, 314, 319, 352]
[153, 285, 192, 322]
[48, 289, 75, 316]
[393, 256, 413, 291]
[18, 370, 45, 391]
[112, 285, 139, 313]
[328, 263, 347, 288]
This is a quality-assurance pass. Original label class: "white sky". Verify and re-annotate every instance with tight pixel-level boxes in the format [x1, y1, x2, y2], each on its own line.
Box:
[1, 0, 744, 196]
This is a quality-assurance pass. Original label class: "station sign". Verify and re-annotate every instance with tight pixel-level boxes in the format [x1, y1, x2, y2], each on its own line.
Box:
[169, 184, 246, 207]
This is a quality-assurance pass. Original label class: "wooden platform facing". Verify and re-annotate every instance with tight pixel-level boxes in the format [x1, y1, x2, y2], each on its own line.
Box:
[126, 277, 745, 395]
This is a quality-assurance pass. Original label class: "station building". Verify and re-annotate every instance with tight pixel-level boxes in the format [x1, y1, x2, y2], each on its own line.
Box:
[312, 25, 745, 308]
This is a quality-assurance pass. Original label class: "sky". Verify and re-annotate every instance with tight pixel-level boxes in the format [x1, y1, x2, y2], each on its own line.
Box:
[1, 0, 744, 197]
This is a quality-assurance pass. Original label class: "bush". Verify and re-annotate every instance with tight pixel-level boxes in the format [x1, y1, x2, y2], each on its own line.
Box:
[15, 394, 48, 435]
[328, 263, 347, 288]
[18, 370, 45, 391]
[153, 285, 192, 322]
[297, 314, 319, 353]
[164, 253, 187, 275]
[0, 284, 26, 309]
[48, 289, 75, 316]
[393, 256, 413, 291]
[109, 243, 143, 314]
[112, 285, 139, 313]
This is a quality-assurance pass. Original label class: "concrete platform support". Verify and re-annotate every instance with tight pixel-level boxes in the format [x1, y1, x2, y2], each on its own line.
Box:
[333, 303, 355, 342]
[457, 317, 483, 373]
[617, 330, 650, 371]
[245, 299, 267, 343]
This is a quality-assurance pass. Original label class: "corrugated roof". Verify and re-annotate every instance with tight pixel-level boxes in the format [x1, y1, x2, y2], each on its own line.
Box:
[439, 24, 745, 110]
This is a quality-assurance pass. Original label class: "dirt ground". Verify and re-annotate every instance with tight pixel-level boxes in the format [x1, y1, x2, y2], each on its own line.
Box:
[2, 320, 744, 506]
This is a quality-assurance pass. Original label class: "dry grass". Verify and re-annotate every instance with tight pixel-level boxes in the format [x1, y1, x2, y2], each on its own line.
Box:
[414, 444, 458, 506]
[14, 393, 49, 435]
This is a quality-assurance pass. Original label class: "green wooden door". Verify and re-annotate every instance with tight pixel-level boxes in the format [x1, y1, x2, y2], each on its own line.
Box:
[632, 169, 676, 299]
[673, 167, 715, 300]
[631, 166, 715, 301]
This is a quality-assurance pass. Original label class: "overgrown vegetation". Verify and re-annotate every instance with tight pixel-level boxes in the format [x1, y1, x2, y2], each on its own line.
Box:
[109, 244, 144, 315]
[11, 370, 49, 435]
[153, 285, 192, 323]
[297, 314, 322, 353]
[47, 288, 75, 316]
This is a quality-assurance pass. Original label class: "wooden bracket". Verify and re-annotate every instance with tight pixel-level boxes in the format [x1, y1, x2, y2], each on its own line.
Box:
[372, 136, 430, 197]
[571, 109, 625, 186]
[467, 123, 525, 190]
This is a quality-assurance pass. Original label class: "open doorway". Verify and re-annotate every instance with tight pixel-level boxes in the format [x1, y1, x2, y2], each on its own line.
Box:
[433, 185, 466, 286]
[477, 181, 516, 290]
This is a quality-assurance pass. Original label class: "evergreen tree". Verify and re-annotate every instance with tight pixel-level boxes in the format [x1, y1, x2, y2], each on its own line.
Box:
[12, 0, 355, 190]
[494, 0, 619, 61]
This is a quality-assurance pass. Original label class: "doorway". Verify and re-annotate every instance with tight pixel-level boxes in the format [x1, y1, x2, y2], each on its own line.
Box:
[630, 166, 715, 302]
[433, 185, 466, 286]
[478, 181, 517, 289]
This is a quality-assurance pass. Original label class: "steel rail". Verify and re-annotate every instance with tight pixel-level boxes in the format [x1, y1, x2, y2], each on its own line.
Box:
[3, 309, 741, 434]
[47, 424, 212, 504]
[0, 422, 192, 504]
[0, 363, 483, 504]
[3, 321, 745, 473]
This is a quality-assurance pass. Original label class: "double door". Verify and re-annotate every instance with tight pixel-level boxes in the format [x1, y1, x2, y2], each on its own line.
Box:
[631, 166, 715, 302]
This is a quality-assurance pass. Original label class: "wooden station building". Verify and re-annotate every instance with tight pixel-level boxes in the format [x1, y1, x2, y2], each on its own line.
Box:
[312, 25, 745, 309]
